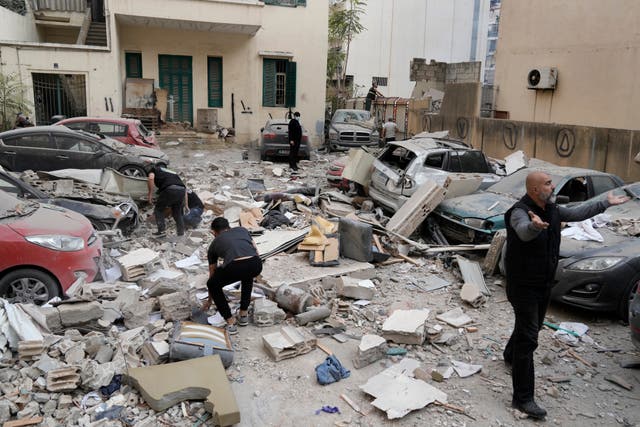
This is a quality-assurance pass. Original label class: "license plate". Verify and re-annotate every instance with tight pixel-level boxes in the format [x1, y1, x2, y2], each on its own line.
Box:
[277, 149, 289, 154]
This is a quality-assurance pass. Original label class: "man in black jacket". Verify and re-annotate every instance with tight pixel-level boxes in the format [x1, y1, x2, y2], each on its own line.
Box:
[503, 171, 628, 419]
[288, 112, 302, 171]
[147, 165, 186, 237]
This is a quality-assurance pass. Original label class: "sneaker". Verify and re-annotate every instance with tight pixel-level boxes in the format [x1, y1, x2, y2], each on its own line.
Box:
[237, 314, 249, 326]
[512, 400, 547, 419]
[226, 323, 238, 335]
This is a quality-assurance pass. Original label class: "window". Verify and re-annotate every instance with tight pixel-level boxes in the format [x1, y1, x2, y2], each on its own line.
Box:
[263, 58, 296, 107]
[55, 135, 99, 153]
[424, 153, 444, 169]
[379, 146, 416, 171]
[125, 52, 143, 78]
[262, 0, 306, 6]
[207, 57, 223, 108]
[372, 76, 388, 87]
[63, 122, 87, 131]
[92, 122, 127, 136]
[2, 135, 55, 149]
[455, 151, 489, 173]
[591, 175, 618, 196]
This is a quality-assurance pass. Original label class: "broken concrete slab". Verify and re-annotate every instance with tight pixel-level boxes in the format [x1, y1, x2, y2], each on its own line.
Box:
[126, 355, 239, 426]
[436, 307, 473, 328]
[262, 326, 317, 361]
[360, 357, 447, 419]
[386, 179, 446, 238]
[141, 341, 169, 365]
[443, 174, 482, 199]
[382, 309, 430, 345]
[456, 255, 491, 296]
[460, 282, 485, 308]
[339, 218, 373, 262]
[252, 299, 286, 327]
[169, 322, 234, 368]
[117, 248, 160, 281]
[341, 148, 376, 186]
[451, 360, 482, 378]
[158, 292, 191, 321]
[353, 334, 387, 369]
[336, 276, 376, 300]
[505, 150, 529, 175]
[46, 367, 80, 392]
[57, 301, 104, 327]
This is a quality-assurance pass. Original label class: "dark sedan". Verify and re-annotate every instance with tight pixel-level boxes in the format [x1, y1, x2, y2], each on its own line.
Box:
[0, 169, 138, 234]
[259, 119, 310, 161]
[0, 126, 168, 177]
[551, 183, 640, 320]
[630, 286, 640, 349]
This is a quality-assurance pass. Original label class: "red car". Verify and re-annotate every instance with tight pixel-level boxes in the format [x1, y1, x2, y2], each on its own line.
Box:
[0, 191, 102, 304]
[56, 117, 158, 147]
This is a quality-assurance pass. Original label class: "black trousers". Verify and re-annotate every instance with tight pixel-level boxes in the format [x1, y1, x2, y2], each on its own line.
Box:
[504, 284, 551, 404]
[155, 185, 185, 236]
[289, 141, 300, 170]
[207, 256, 263, 320]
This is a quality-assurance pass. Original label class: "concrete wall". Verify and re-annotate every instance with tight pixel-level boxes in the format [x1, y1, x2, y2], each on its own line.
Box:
[410, 59, 481, 86]
[346, 0, 490, 98]
[494, 0, 640, 130]
[423, 115, 640, 183]
[0, 6, 39, 42]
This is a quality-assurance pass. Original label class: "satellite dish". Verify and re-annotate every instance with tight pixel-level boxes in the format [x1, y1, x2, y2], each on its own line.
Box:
[527, 69, 541, 87]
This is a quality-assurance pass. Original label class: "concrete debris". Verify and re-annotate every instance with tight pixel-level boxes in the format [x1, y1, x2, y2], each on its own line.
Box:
[353, 334, 388, 369]
[158, 292, 192, 321]
[336, 276, 376, 300]
[262, 326, 317, 361]
[169, 321, 234, 368]
[382, 309, 430, 345]
[57, 301, 104, 327]
[252, 299, 286, 326]
[385, 179, 446, 238]
[126, 355, 240, 426]
[460, 282, 485, 308]
[482, 229, 506, 275]
[504, 150, 529, 175]
[141, 341, 170, 365]
[451, 360, 482, 378]
[46, 367, 80, 392]
[339, 218, 373, 262]
[17, 340, 44, 360]
[275, 284, 313, 314]
[436, 307, 473, 328]
[455, 255, 491, 296]
[360, 358, 447, 419]
[295, 306, 331, 326]
[117, 248, 160, 281]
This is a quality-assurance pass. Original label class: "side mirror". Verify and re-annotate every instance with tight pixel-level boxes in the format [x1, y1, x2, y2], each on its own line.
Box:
[556, 195, 570, 204]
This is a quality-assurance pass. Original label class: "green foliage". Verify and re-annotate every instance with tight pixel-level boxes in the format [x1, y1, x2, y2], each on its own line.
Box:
[0, 72, 33, 131]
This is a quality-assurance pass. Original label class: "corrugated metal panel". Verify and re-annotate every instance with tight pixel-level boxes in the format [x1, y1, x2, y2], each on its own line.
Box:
[31, 0, 86, 12]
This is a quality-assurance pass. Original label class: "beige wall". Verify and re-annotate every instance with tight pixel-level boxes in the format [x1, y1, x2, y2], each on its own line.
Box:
[494, 0, 640, 130]
[0, 7, 39, 42]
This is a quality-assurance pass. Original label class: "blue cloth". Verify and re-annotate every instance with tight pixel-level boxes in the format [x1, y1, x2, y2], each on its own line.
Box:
[183, 207, 203, 228]
[315, 355, 350, 385]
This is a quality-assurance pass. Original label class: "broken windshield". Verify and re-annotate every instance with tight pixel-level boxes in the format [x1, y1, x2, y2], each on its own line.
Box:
[332, 110, 370, 123]
[0, 191, 38, 219]
[486, 169, 562, 197]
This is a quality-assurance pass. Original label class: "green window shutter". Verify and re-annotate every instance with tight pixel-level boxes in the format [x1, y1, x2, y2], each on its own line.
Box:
[207, 57, 223, 108]
[125, 52, 142, 78]
[296, 0, 306, 6]
[262, 58, 276, 107]
[285, 61, 296, 108]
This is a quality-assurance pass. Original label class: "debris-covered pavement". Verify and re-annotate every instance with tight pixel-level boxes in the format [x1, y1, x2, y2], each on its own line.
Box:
[0, 139, 638, 427]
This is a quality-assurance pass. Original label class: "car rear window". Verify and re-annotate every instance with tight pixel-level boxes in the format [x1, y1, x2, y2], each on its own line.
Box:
[379, 146, 416, 170]
[136, 123, 151, 137]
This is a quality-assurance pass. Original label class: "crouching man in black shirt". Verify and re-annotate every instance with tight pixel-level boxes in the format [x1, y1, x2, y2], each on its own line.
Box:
[203, 217, 263, 335]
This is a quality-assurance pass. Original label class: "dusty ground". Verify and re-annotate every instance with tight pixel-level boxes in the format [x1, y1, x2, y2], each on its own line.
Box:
[156, 138, 640, 427]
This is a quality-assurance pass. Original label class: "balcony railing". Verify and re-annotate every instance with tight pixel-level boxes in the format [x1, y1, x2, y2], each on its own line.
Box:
[30, 0, 86, 12]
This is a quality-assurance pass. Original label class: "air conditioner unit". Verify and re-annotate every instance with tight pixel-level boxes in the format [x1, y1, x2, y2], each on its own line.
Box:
[527, 67, 558, 90]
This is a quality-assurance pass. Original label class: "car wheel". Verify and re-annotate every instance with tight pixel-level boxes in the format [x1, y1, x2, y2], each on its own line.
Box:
[119, 165, 147, 177]
[89, 219, 110, 232]
[618, 274, 640, 322]
[0, 269, 60, 305]
[260, 153, 268, 161]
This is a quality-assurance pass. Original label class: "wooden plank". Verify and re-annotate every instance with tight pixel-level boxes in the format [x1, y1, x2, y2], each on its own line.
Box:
[316, 341, 333, 356]
[3, 416, 44, 427]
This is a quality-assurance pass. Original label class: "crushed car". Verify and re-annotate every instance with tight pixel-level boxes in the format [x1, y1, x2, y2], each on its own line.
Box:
[259, 119, 310, 161]
[0, 169, 138, 234]
[0, 126, 169, 177]
[551, 182, 640, 320]
[368, 135, 502, 212]
[0, 190, 102, 304]
[432, 162, 624, 244]
[326, 109, 379, 151]
[55, 116, 159, 147]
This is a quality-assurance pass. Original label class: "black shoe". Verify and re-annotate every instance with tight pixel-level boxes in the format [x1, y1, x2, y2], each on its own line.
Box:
[512, 400, 547, 419]
[152, 230, 166, 237]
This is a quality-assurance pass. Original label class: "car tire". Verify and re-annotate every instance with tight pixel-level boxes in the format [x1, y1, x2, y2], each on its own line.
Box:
[618, 274, 640, 322]
[89, 219, 110, 232]
[119, 165, 147, 177]
[260, 153, 268, 161]
[0, 269, 60, 305]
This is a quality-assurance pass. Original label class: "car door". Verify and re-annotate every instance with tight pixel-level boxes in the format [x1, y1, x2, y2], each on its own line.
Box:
[0, 133, 56, 171]
[52, 133, 104, 170]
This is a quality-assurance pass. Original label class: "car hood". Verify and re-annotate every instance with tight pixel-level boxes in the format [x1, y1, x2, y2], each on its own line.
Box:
[331, 121, 375, 132]
[436, 191, 516, 224]
[8, 203, 90, 237]
[44, 198, 116, 220]
[121, 145, 168, 160]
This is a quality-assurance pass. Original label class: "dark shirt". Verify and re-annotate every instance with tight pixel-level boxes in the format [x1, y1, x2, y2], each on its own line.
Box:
[207, 227, 258, 268]
[288, 118, 302, 144]
[153, 166, 184, 191]
[187, 190, 204, 210]
[366, 86, 377, 101]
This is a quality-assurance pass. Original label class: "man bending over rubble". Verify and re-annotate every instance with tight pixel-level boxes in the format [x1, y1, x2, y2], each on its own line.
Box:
[202, 217, 262, 335]
[503, 170, 628, 420]
[147, 165, 186, 237]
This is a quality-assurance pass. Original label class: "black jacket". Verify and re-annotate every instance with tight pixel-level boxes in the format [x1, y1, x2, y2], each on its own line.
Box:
[288, 119, 302, 145]
[153, 166, 184, 191]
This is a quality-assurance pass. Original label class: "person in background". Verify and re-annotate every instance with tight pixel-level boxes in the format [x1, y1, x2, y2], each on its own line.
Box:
[364, 82, 383, 112]
[202, 217, 263, 335]
[381, 117, 398, 146]
[147, 165, 186, 237]
[288, 111, 302, 172]
[183, 188, 204, 229]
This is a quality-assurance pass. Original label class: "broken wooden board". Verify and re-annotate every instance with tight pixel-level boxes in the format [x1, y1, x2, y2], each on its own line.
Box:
[260, 252, 374, 290]
[482, 229, 506, 275]
[360, 358, 447, 419]
[386, 180, 446, 238]
[125, 355, 239, 426]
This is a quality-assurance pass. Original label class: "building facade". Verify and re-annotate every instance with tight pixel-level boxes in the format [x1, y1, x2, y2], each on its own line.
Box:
[494, 0, 640, 130]
[345, 0, 491, 98]
[0, 0, 328, 144]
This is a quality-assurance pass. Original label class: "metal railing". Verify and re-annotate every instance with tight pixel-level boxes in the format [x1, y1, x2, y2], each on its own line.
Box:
[30, 0, 86, 12]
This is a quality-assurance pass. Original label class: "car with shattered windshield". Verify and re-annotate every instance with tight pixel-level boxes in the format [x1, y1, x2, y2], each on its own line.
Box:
[0, 126, 168, 177]
[326, 109, 380, 151]
[550, 182, 640, 320]
[0, 190, 102, 304]
[368, 135, 501, 212]
[432, 162, 624, 244]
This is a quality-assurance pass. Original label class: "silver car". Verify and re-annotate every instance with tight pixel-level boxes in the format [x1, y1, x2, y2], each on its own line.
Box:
[327, 109, 380, 151]
[369, 136, 501, 212]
